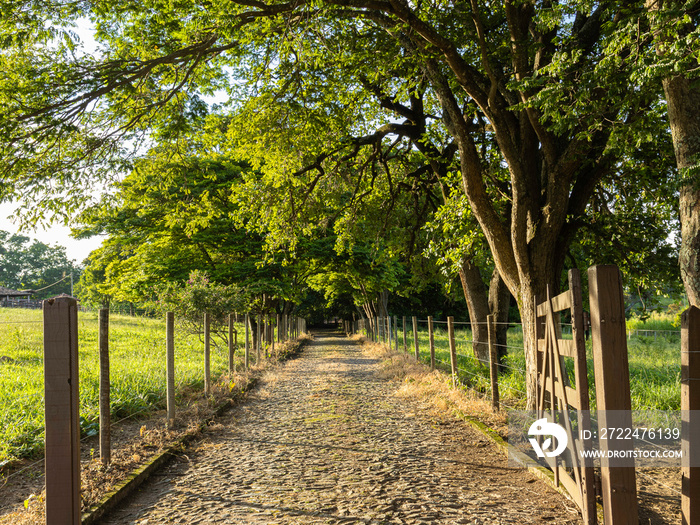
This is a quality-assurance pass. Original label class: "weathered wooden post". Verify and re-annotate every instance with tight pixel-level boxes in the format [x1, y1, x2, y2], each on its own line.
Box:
[283, 314, 288, 342]
[387, 316, 392, 348]
[204, 312, 211, 395]
[43, 296, 80, 524]
[277, 314, 281, 343]
[412, 316, 419, 361]
[682, 306, 700, 525]
[487, 314, 499, 411]
[271, 315, 275, 354]
[588, 265, 638, 525]
[403, 316, 407, 352]
[447, 316, 457, 387]
[228, 314, 235, 373]
[244, 313, 250, 370]
[166, 311, 175, 428]
[256, 315, 261, 362]
[263, 316, 269, 358]
[99, 308, 110, 466]
[428, 316, 435, 370]
[394, 316, 398, 352]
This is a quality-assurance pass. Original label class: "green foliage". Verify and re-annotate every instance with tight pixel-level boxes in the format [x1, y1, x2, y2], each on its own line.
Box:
[157, 270, 244, 344]
[74, 140, 299, 310]
[0, 230, 81, 298]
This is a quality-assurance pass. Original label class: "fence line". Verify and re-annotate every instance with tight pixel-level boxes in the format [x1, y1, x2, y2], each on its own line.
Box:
[347, 277, 688, 525]
[0, 303, 308, 523]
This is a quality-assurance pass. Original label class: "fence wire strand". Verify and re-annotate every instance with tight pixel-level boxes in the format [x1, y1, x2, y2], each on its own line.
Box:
[636, 470, 682, 497]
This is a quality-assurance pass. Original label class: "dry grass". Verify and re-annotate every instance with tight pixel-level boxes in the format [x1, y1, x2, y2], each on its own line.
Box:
[356, 335, 508, 437]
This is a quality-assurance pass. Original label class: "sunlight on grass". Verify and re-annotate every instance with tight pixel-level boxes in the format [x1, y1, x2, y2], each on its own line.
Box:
[386, 316, 680, 413]
[0, 308, 244, 462]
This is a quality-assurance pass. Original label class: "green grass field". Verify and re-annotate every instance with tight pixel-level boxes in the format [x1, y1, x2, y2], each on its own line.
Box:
[388, 316, 681, 412]
[0, 308, 245, 463]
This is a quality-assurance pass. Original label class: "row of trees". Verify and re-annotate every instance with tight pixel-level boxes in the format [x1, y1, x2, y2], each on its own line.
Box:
[0, 231, 81, 299]
[0, 0, 696, 406]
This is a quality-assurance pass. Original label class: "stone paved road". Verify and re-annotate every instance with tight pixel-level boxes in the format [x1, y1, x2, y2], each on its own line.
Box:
[99, 332, 581, 524]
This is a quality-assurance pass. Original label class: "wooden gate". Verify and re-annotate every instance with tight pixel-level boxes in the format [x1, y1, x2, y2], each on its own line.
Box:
[535, 269, 596, 524]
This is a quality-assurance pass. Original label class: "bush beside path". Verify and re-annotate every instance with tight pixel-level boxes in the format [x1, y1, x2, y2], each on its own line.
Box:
[99, 331, 581, 524]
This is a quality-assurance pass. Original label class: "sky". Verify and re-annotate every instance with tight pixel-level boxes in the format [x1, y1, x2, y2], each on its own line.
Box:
[0, 203, 103, 265]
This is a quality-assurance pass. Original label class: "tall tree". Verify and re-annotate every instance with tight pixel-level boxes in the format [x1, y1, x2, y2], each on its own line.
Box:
[0, 0, 681, 406]
[646, 0, 700, 304]
[0, 230, 81, 298]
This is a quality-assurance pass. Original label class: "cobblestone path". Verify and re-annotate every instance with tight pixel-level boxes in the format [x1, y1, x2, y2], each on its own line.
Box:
[99, 332, 581, 524]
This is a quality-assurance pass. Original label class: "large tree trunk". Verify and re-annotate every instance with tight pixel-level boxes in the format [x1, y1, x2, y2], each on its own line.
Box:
[457, 257, 513, 367]
[457, 256, 490, 364]
[646, 0, 700, 305]
[248, 314, 258, 352]
[488, 268, 511, 366]
[664, 75, 700, 305]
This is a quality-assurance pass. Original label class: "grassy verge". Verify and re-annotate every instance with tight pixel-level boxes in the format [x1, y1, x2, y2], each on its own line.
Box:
[382, 316, 680, 412]
[0, 308, 251, 463]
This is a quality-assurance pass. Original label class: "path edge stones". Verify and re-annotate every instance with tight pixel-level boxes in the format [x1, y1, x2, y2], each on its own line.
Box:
[81, 337, 310, 525]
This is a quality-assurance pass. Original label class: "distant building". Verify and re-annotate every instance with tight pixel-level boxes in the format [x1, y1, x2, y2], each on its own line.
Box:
[0, 286, 37, 307]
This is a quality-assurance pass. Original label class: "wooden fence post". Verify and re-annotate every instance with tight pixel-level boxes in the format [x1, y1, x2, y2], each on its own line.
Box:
[204, 312, 211, 395]
[228, 314, 235, 373]
[271, 315, 275, 354]
[43, 296, 80, 524]
[264, 316, 269, 358]
[487, 314, 499, 411]
[428, 316, 435, 370]
[447, 316, 457, 387]
[99, 308, 110, 466]
[403, 316, 407, 351]
[244, 313, 250, 370]
[283, 314, 288, 342]
[166, 312, 175, 428]
[387, 316, 392, 347]
[256, 315, 261, 362]
[588, 265, 638, 525]
[682, 306, 700, 525]
[393, 316, 398, 352]
[412, 316, 420, 361]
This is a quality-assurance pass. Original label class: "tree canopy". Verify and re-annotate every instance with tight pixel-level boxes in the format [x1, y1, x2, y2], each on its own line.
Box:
[0, 230, 81, 298]
[1, 0, 696, 406]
